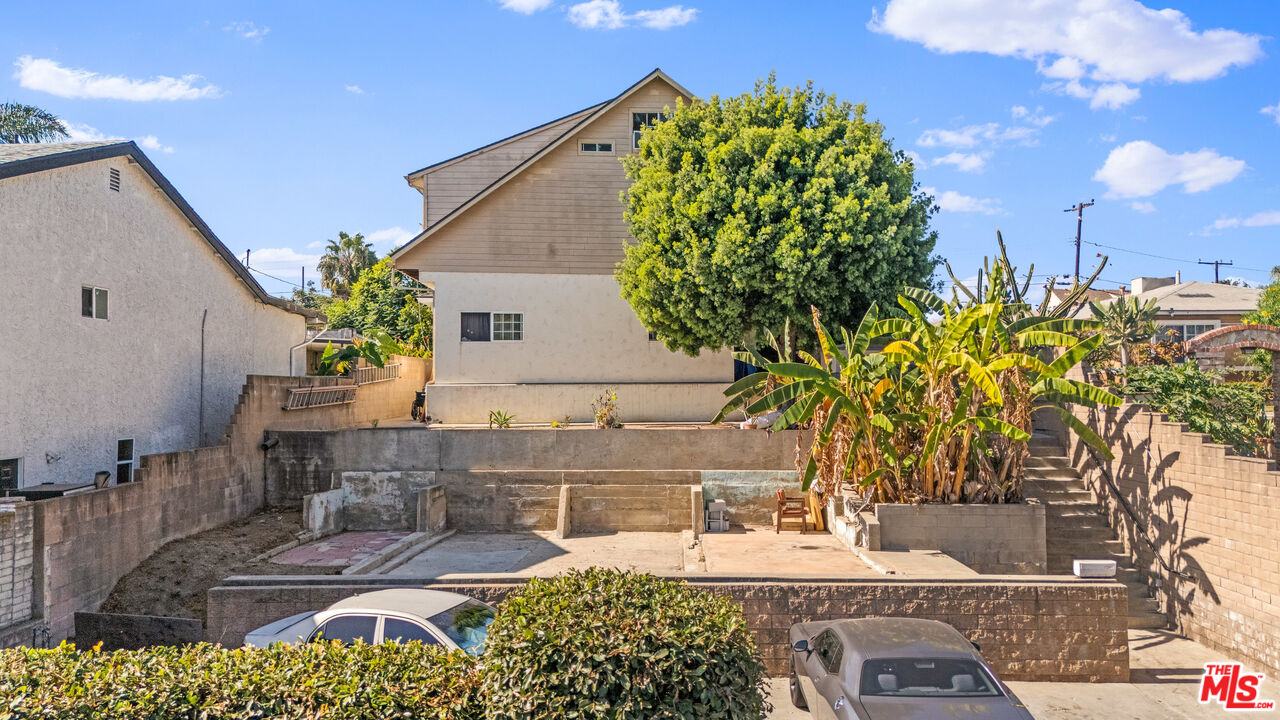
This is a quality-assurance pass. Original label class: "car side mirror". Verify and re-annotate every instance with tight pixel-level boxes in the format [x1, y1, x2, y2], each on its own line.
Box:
[970, 640, 981, 652]
[793, 639, 809, 654]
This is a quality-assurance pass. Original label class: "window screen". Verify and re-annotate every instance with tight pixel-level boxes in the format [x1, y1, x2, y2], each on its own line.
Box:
[461, 312, 490, 342]
[94, 288, 108, 319]
[493, 313, 523, 341]
[384, 618, 441, 645]
[313, 615, 377, 644]
[0, 459, 18, 491]
[81, 287, 94, 317]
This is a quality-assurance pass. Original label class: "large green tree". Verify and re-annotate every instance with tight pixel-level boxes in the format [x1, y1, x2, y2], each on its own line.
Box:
[1244, 265, 1280, 324]
[326, 258, 432, 356]
[0, 102, 69, 143]
[617, 76, 938, 355]
[317, 231, 376, 298]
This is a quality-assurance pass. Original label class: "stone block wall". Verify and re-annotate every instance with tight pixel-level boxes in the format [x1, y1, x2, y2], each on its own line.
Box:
[6, 357, 428, 644]
[871, 502, 1047, 574]
[0, 501, 34, 629]
[206, 576, 1129, 682]
[1050, 402, 1280, 676]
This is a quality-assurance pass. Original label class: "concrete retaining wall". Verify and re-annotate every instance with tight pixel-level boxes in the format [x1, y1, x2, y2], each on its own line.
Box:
[425, 382, 737, 424]
[207, 575, 1129, 682]
[74, 612, 203, 650]
[3, 358, 428, 644]
[868, 502, 1047, 574]
[700, 470, 796, 524]
[1050, 400, 1280, 676]
[264, 428, 799, 506]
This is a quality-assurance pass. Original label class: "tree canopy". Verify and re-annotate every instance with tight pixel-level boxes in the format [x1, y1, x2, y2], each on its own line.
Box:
[617, 76, 938, 355]
[326, 258, 432, 356]
[317, 231, 376, 298]
[1244, 265, 1280, 325]
[0, 102, 69, 144]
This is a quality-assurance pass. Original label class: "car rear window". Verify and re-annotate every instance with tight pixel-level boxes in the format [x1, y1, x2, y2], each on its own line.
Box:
[426, 600, 495, 656]
[313, 614, 377, 644]
[860, 658, 1002, 697]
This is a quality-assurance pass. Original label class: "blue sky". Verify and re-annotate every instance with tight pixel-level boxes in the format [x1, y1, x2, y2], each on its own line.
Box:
[5, 0, 1279, 298]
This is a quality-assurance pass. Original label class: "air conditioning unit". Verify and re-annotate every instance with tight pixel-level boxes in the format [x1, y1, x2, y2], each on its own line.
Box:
[1073, 559, 1117, 578]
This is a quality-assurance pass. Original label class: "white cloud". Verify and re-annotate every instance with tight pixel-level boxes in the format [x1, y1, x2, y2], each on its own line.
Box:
[1093, 140, 1245, 198]
[903, 149, 925, 167]
[247, 248, 321, 280]
[1130, 201, 1156, 213]
[869, 0, 1263, 110]
[345, 84, 365, 94]
[1262, 101, 1280, 125]
[366, 226, 415, 251]
[921, 186, 1004, 215]
[14, 56, 221, 101]
[1100, 133, 1118, 142]
[917, 122, 1035, 149]
[64, 121, 173, 153]
[499, 0, 554, 13]
[1010, 105, 1056, 127]
[567, 0, 696, 29]
[932, 151, 988, 173]
[224, 21, 269, 40]
[1206, 210, 1280, 233]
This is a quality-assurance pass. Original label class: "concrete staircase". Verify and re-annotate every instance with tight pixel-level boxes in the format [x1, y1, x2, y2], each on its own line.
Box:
[1024, 431, 1167, 629]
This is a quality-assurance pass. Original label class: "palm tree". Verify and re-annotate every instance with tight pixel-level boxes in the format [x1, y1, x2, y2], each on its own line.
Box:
[1090, 296, 1159, 367]
[316, 231, 376, 298]
[0, 102, 69, 143]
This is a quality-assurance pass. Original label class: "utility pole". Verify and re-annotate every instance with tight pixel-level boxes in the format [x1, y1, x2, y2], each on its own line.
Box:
[1064, 199, 1095, 283]
[244, 249, 251, 268]
[301, 266, 306, 292]
[1198, 258, 1233, 283]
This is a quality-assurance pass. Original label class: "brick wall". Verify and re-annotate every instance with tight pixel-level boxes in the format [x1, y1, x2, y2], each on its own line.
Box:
[10, 357, 427, 643]
[206, 576, 1129, 682]
[0, 501, 34, 629]
[1050, 402, 1280, 676]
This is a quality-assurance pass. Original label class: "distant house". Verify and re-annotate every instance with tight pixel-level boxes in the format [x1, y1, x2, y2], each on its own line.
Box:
[391, 69, 733, 424]
[1075, 276, 1261, 342]
[0, 141, 320, 492]
[306, 327, 363, 374]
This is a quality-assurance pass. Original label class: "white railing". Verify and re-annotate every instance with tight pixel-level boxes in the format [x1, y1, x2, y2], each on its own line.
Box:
[353, 363, 402, 386]
[283, 384, 357, 410]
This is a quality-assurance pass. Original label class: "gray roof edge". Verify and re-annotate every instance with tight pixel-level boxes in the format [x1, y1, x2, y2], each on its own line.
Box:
[0, 142, 322, 321]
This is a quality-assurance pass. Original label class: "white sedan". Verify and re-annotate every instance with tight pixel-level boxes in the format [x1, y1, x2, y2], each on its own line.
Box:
[244, 588, 495, 655]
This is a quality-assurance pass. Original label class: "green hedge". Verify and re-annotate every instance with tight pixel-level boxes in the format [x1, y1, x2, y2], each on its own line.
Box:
[481, 568, 767, 720]
[0, 641, 480, 720]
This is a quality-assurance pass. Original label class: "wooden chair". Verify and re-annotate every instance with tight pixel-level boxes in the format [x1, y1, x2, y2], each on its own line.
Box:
[775, 489, 809, 534]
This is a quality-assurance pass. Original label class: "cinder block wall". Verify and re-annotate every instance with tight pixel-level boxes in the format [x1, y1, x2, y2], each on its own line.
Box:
[1050, 402, 1280, 676]
[206, 577, 1129, 682]
[14, 357, 428, 643]
[0, 502, 34, 629]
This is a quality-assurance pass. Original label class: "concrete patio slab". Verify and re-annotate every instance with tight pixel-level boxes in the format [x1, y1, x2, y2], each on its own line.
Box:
[698, 525, 877, 577]
[271, 531, 409, 567]
[379, 531, 685, 577]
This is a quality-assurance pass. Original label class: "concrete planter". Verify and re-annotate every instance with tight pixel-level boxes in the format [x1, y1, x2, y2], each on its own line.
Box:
[859, 501, 1046, 574]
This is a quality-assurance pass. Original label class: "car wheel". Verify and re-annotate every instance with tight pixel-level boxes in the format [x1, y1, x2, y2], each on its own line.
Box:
[790, 666, 807, 709]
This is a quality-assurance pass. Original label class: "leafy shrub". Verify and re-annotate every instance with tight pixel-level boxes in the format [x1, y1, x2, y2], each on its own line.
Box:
[1118, 364, 1272, 456]
[481, 568, 767, 720]
[0, 640, 480, 720]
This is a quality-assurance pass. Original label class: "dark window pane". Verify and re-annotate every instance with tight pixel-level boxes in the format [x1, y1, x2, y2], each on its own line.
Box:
[94, 288, 108, 319]
[581, 143, 596, 152]
[81, 287, 93, 317]
[0, 459, 18, 490]
[314, 615, 376, 644]
[384, 618, 441, 645]
[116, 462, 133, 484]
[117, 439, 133, 462]
[598, 143, 612, 152]
[461, 312, 490, 342]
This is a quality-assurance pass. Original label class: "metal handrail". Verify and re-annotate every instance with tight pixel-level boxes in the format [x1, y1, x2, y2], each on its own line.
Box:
[353, 363, 401, 386]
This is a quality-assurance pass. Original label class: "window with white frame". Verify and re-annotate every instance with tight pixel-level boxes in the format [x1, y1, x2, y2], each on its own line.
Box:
[493, 313, 524, 341]
[117, 439, 135, 484]
[580, 141, 614, 154]
[632, 112, 666, 148]
[1155, 323, 1217, 342]
[81, 286, 109, 320]
[0, 458, 19, 491]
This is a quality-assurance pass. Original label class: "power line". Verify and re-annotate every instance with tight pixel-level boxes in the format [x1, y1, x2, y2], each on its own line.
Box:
[1080, 239, 1269, 274]
[247, 265, 304, 290]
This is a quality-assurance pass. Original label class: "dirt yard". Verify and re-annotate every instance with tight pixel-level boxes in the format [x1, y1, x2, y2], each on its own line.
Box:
[100, 509, 339, 620]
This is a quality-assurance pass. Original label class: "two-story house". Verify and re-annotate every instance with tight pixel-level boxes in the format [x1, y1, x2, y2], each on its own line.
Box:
[392, 69, 733, 424]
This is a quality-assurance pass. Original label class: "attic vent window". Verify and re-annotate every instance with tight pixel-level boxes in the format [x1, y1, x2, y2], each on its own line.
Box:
[580, 142, 614, 154]
[108, 167, 120, 191]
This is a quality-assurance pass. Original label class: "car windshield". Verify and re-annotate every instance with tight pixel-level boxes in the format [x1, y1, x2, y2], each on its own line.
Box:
[426, 600, 495, 656]
[860, 658, 1002, 698]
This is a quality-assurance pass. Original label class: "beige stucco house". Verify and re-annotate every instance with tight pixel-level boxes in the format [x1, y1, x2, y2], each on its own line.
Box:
[392, 69, 733, 424]
[0, 141, 318, 492]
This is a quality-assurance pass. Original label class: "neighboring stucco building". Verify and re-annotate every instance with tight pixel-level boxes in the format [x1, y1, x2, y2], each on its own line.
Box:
[392, 69, 733, 423]
[1075, 276, 1262, 342]
[0, 141, 318, 491]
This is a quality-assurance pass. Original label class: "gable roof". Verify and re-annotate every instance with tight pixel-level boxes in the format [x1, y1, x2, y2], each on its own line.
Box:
[0, 141, 321, 320]
[391, 68, 694, 262]
[1075, 280, 1261, 318]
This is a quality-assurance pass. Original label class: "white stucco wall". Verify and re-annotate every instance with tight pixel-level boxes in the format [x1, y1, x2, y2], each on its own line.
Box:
[0, 157, 306, 488]
[426, 271, 731, 384]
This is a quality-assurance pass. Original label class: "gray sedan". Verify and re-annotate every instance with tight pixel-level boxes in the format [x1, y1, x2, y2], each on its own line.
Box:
[788, 618, 1035, 719]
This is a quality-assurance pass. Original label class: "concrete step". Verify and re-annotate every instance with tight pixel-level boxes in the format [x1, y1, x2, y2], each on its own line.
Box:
[1027, 479, 1088, 492]
[1030, 488, 1094, 502]
[1042, 505, 1106, 519]
[1025, 456, 1072, 469]
[1128, 610, 1168, 629]
[1023, 467, 1082, 480]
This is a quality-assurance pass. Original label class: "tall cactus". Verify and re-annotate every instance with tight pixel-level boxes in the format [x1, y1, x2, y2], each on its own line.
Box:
[946, 231, 1108, 319]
